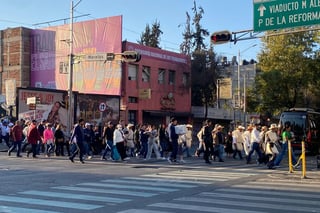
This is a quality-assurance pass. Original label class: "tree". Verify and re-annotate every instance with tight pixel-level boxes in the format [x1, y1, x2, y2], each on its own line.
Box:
[253, 29, 320, 115]
[181, 0, 218, 118]
[138, 20, 163, 48]
[180, 12, 192, 55]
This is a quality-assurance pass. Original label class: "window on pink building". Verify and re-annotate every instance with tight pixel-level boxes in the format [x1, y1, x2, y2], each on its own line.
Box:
[169, 70, 176, 85]
[142, 66, 150, 82]
[158, 68, 165, 84]
[128, 64, 138, 80]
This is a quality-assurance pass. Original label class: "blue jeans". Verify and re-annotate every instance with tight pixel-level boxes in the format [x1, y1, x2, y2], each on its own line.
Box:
[247, 142, 262, 163]
[139, 141, 148, 159]
[46, 143, 54, 156]
[102, 140, 113, 159]
[274, 142, 297, 166]
[8, 140, 22, 156]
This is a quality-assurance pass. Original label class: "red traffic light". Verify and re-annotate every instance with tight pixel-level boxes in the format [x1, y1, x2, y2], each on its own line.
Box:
[210, 31, 231, 45]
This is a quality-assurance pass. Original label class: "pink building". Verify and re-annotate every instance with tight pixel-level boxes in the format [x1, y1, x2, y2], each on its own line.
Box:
[121, 41, 192, 125]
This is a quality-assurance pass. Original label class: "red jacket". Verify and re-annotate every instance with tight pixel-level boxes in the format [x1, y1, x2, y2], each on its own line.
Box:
[27, 124, 40, 144]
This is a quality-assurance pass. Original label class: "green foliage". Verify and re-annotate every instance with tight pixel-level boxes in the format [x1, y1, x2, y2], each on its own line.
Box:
[138, 20, 163, 48]
[253, 29, 320, 115]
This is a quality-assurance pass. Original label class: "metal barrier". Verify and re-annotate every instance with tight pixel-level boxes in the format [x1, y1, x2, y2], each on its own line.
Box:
[288, 140, 307, 178]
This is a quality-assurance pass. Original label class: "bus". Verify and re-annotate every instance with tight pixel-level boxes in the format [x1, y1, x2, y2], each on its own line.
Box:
[279, 108, 320, 155]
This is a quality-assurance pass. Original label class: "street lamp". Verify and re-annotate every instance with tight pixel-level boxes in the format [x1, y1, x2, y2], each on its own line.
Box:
[237, 44, 257, 126]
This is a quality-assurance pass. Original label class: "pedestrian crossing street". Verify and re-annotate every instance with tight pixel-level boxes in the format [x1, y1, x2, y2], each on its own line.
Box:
[0, 168, 319, 212]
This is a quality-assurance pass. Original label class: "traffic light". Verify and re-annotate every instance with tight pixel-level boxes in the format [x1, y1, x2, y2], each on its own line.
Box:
[122, 51, 141, 63]
[210, 31, 231, 45]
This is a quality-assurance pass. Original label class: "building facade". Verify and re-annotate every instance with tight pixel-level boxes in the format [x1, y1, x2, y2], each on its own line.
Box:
[121, 41, 192, 125]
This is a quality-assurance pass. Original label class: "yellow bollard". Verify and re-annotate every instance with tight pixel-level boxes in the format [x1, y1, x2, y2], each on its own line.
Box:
[301, 140, 307, 178]
[288, 140, 294, 173]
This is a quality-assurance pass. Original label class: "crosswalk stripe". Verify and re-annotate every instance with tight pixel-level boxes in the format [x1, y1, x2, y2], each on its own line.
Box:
[142, 173, 215, 183]
[19, 190, 130, 203]
[149, 202, 267, 213]
[234, 181, 320, 192]
[53, 186, 157, 197]
[77, 182, 177, 192]
[122, 177, 210, 185]
[199, 192, 320, 206]
[0, 206, 61, 213]
[101, 179, 197, 188]
[173, 196, 319, 212]
[142, 170, 254, 183]
[117, 209, 172, 213]
[216, 187, 320, 199]
[0, 195, 103, 210]
[216, 188, 320, 199]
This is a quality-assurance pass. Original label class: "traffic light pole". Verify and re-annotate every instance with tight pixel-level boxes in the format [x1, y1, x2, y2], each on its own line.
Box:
[67, 0, 74, 136]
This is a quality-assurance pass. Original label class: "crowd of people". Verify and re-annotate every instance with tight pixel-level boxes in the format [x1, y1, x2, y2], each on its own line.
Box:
[1, 117, 298, 169]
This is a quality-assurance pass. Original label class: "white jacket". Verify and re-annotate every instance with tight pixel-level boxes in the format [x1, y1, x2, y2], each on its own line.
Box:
[113, 129, 124, 145]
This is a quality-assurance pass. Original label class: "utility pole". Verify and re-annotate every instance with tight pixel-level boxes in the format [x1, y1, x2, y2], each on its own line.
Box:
[67, 0, 74, 134]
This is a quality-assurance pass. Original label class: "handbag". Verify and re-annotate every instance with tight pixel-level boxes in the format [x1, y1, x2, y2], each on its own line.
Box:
[112, 145, 121, 161]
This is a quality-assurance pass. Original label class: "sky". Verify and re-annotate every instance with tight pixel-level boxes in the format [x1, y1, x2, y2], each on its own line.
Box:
[0, 0, 261, 61]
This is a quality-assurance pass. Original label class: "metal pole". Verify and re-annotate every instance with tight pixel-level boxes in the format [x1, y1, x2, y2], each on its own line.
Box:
[243, 70, 246, 126]
[67, 0, 74, 134]
[301, 140, 307, 178]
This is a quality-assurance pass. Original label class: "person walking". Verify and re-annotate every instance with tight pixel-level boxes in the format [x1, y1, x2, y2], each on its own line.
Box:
[158, 124, 168, 158]
[125, 124, 135, 157]
[83, 123, 94, 159]
[168, 118, 179, 164]
[213, 124, 225, 162]
[145, 124, 161, 160]
[26, 120, 41, 158]
[54, 124, 65, 156]
[43, 123, 54, 157]
[138, 124, 148, 159]
[184, 124, 193, 157]
[1, 120, 11, 148]
[272, 122, 298, 168]
[8, 120, 23, 157]
[101, 121, 114, 160]
[232, 126, 245, 160]
[246, 124, 263, 164]
[114, 124, 129, 161]
[69, 119, 86, 163]
[203, 119, 214, 164]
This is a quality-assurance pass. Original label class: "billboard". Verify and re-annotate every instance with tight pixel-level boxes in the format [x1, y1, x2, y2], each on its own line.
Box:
[18, 88, 69, 125]
[30, 16, 123, 95]
[18, 88, 120, 127]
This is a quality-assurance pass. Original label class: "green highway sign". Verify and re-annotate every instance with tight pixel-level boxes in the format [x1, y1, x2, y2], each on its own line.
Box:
[253, 0, 320, 32]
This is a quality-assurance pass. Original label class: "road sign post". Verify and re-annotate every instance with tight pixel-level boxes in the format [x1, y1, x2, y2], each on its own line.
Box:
[253, 0, 320, 32]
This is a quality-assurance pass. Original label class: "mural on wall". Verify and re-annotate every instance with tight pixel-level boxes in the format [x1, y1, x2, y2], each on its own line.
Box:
[30, 15, 123, 95]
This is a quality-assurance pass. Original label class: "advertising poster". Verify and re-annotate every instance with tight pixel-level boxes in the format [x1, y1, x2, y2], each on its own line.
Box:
[30, 15, 123, 95]
[18, 88, 68, 126]
[76, 94, 120, 126]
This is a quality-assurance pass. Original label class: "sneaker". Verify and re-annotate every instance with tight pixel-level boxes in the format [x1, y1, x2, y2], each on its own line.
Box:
[123, 157, 130, 161]
[167, 158, 172, 164]
[101, 157, 106, 160]
[88, 156, 92, 160]
[69, 156, 74, 163]
[180, 160, 186, 164]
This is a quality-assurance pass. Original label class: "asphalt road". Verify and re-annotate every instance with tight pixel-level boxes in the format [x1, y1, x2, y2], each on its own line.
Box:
[0, 146, 320, 213]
